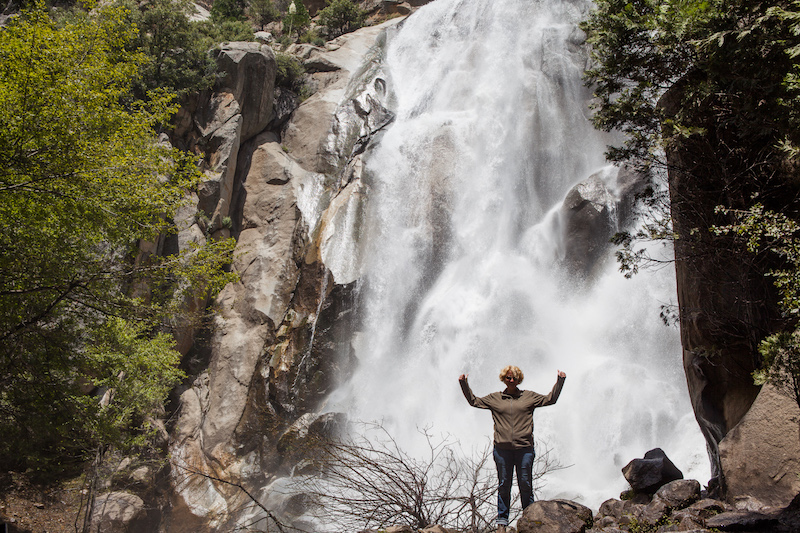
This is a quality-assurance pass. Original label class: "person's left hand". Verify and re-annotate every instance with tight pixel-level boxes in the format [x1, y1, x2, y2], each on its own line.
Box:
[557, 370, 566, 378]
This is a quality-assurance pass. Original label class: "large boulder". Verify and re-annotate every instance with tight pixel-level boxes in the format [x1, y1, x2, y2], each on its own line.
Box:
[561, 172, 616, 275]
[214, 42, 276, 141]
[90, 492, 146, 532]
[560, 165, 646, 276]
[654, 479, 701, 509]
[621, 448, 683, 494]
[517, 499, 593, 533]
[718, 383, 800, 508]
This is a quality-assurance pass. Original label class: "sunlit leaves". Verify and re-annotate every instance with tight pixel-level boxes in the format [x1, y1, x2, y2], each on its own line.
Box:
[0, 1, 236, 472]
[87, 317, 185, 448]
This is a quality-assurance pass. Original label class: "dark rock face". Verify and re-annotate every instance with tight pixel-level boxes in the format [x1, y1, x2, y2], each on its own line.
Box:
[560, 165, 646, 277]
[621, 448, 683, 494]
[704, 511, 779, 530]
[660, 82, 798, 505]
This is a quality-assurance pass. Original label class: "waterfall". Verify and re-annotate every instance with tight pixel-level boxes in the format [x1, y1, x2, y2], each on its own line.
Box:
[323, 0, 710, 508]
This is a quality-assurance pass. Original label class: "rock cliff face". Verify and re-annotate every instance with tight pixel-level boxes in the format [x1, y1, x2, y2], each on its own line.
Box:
[148, 19, 404, 532]
[663, 85, 800, 507]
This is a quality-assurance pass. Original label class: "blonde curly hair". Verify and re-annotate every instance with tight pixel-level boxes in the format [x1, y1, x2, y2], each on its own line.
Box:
[499, 365, 524, 384]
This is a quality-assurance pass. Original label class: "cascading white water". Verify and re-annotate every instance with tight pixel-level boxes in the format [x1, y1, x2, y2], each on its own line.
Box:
[325, 0, 710, 508]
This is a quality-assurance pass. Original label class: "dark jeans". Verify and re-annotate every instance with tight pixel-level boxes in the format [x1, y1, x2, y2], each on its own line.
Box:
[493, 445, 535, 526]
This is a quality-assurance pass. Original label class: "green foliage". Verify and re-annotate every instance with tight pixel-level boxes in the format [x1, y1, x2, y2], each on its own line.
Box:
[755, 330, 800, 406]
[118, 0, 219, 99]
[195, 17, 255, 45]
[85, 318, 186, 449]
[584, 0, 800, 270]
[211, 0, 247, 22]
[582, 0, 800, 165]
[299, 28, 326, 46]
[0, 1, 237, 474]
[275, 52, 306, 90]
[110, 0, 253, 100]
[248, 0, 280, 29]
[318, 0, 365, 39]
[283, 0, 310, 38]
[714, 204, 800, 407]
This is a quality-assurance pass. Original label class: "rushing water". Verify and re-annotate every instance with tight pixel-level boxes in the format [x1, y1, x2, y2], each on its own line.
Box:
[323, 0, 710, 508]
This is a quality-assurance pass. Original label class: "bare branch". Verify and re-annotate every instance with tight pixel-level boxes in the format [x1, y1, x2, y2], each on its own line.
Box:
[291, 421, 565, 533]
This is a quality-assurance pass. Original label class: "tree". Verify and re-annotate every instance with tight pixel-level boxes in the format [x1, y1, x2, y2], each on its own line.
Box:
[120, 0, 219, 99]
[0, 1, 236, 475]
[582, 0, 800, 406]
[582, 0, 800, 248]
[318, 0, 365, 39]
[211, 0, 247, 22]
[248, 0, 280, 30]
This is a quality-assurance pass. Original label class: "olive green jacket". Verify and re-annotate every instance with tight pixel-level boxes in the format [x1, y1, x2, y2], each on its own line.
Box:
[460, 376, 565, 449]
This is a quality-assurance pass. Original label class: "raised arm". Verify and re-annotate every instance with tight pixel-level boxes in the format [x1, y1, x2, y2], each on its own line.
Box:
[459, 374, 491, 409]
[538, 371, 566, 407]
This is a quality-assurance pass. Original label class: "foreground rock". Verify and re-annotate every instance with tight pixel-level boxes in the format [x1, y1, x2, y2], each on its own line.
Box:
[621, 448, 684, 495]
[90, 492, 147, 532]
[517, 499, 593, 533]
[718, 383, 800, 508]
[378, 488, 800, 533]
[587, 481, 800, 532]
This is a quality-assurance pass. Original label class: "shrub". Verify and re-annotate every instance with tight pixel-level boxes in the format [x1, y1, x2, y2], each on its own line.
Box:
[248, 0, 280, 29]
[274, 52, 306, 91]
[299, 28, 325, 46]
[210, 0, 247, 22]
[318, 0, 365, 39]
[195, 17, 255, 47]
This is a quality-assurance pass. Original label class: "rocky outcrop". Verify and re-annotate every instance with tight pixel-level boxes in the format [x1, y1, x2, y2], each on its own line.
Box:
[560, 165, 646, 276]
[158, 18, 403, 531]
[166, 41, 278, 357]
[718, 384, 800, 508]
[586, 479, 800, 532]
[661, 82, 794, 506]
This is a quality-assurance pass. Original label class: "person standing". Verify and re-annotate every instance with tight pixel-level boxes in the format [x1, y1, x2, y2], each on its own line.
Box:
[458, 366, 566, 533]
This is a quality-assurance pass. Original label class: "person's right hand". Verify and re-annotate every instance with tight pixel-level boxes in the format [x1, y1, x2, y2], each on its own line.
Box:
[458, 374, 468, 382]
